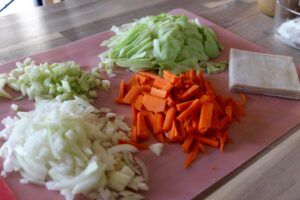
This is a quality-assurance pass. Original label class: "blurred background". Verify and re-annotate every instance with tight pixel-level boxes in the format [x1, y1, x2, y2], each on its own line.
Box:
[0, 0, 63, 16]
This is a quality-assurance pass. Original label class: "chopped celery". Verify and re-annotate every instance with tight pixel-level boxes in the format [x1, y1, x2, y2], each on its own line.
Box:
[1, 58, 109, 101]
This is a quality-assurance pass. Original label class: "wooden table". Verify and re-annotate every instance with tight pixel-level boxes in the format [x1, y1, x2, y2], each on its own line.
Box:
[1, 0, 300, 199]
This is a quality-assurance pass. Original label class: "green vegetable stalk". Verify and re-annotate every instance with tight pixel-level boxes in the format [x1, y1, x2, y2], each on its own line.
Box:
[100, 13, 226, 75]
[0, 58, 110, 102]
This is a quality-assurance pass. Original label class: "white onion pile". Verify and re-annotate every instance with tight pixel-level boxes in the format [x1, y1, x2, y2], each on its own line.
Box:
[0, 97, 148, 200]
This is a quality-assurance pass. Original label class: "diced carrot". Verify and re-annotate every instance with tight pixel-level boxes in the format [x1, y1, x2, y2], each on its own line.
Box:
[194, 135, 219, 148]
[184, 145, 200, 168]
[123, 85, 141, 104]
[133, 95, 144, 111]
[131, 125, 138, 142]
[204, 80, 214, 91]
[218, 131, 228, 152]
[138, 71, 160, 80]
[176, 100, 193, 112]
[141, 110, 155, 132]
[153, 76, 170, 89]
[168, 121, 182, 142]
[166, 96, 176, 107]
[198, 142, 206, 154]
[162, 107, 176, 131]
[179, 85, 199, 100]
[142, 94, 167, 112]
[154, 112, 164, 134]
[163, 70, 180, 84]
[225, 105, 232, 121]
[177, 99, 201, 122]
[182, 135, 194, 153]
[136, 112, 150, 140]
[116, 69, 246, 169]
[128, 75, 140, 87]
[198, 103, 214, 134]
[150, 87, 168, 99]
[135, 74, 150, 85]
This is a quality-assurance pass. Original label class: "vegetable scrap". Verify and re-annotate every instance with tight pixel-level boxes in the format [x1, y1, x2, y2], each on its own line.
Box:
[0, 97, 148, 200]
[0, 58, 110, 102]
[100, 13, 226, 75]
[116, 69, 246, 168]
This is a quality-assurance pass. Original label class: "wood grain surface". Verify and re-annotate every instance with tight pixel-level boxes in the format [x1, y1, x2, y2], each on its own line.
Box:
[1, 0, 300, 199]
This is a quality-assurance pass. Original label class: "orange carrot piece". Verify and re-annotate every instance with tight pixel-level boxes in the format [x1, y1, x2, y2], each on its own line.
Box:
[141, 110, 155, 132]
[204, 80, 214, 91]
[177, 99, 201, 123]
[131, 106, 138, 126]
[182, 135, 194, 153]
[118, 139, 148, 150]
[135, 74, 150, 85]
[154, 112, 164, 134]
[123, 85, 141, 104]
[192, 114, 199, 132]
[163, 70, 180, 84]
[168, 121, 182, 142]
[218, 131, 228, 152]
[198, 103, 214, 134]
[187, 69, 197, 83]
[131, 125, 138, 142]
[163, 107, 176, 131]
[153, 76, 170, 88]
[155, 132, 166, 143]
[176, 100, 193, 112]
[179, 85, 199, 100]
[133, 95, 144, 111]
[136, 112, 150, 140]
[153, 77, 174, 92]
[166, 96, 176, 107]
[142, 94, 167, 112]
[184, 145, 200, 168]
[199, 94, 212, 104]
[225, 105, 232, 121]
[129, 76, 140, 87]
[194, 135, 219, 148]
[150, 87, 168, 99]
[138, 71, 160, 80]
[232, 101, 245, 121]
[141, 85, 151, 92]
[198, 142, 206, 154]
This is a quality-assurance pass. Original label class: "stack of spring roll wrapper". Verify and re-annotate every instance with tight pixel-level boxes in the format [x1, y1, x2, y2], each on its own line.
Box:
[229, 49, 300, 99]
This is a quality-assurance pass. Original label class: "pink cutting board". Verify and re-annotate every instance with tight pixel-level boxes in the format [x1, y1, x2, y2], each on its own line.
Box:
[1, 8, 300, 200]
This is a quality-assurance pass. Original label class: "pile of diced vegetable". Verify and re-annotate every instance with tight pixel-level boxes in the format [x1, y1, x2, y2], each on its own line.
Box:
[0, 98, 148, 200]
[0, 58, 110, 101]
[115, 69, 245, 168]
[100, 13, 226, 75]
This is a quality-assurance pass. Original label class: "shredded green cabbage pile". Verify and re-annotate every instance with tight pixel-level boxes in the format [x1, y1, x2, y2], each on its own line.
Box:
[100, 13, 226, 75]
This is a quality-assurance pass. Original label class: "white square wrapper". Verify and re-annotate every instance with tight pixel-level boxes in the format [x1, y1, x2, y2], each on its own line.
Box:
[229, 49, 300, 99]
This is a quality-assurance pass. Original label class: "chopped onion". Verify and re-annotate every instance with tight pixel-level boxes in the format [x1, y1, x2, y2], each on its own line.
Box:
[149, 143, 164, 156]
[0, 98, 148, 200]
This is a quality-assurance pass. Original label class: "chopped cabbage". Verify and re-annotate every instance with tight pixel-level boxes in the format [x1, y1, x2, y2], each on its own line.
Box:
[100, 13, 226, 75]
